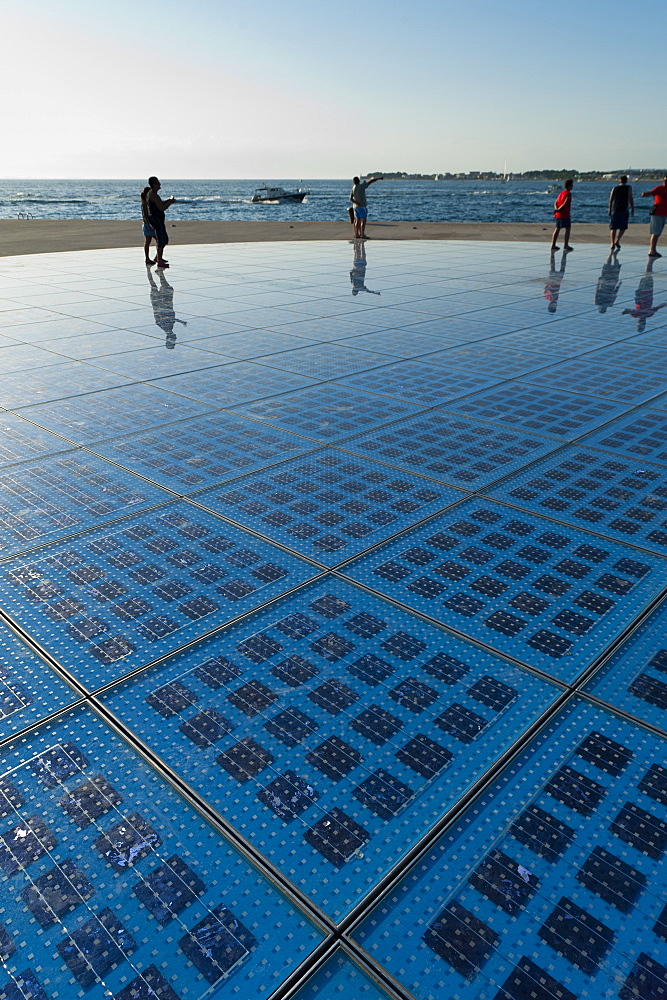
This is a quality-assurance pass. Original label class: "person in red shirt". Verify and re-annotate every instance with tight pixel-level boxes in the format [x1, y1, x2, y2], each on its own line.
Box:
[642, 175, 667, 257]
[550, 179, 574, 252]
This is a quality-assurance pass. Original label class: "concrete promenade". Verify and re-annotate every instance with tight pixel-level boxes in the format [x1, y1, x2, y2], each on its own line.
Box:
[0, 219, 650, 256]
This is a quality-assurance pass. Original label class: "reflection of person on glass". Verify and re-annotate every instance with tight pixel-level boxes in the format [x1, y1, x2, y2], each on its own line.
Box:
[544, 250, 568, 313]
[350, 241, 380, 296]
[595, 252, 622, 313]
[146, 268, 187, 348]
[622, 259, 667, 332]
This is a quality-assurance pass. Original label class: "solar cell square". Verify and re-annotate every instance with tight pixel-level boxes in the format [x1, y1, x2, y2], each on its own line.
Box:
[16, 383, 213, 444]
[579, 406, 667, 466]
[346, 411, 558, 488]
[0, 452, 168, 559]
[337, 361, 499, 407]
[0, 412, 72, 466]
[344, 498, 667, 680]
[581, 342, 667, 374]
[197, 450, 460, 565]
[148, 360, 315, 407]
[443, 382, 627, 438]
[0, 706, 321, 1000]
[92, 412, 314, 492]
[489, 445, 667, 557]
[91, 345, 230, 379]
[354, 697, 667, 1000]
[522, 358, 667, 403]
[0, 501, 315, 686]
[102, 576, 556, 918]
[194, 329, 319, 358]
[336, 329, 471, 357]
[0, 360, 134, 408]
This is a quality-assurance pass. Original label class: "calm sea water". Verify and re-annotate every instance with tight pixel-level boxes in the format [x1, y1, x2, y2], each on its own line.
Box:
[0, 178, 656, 224]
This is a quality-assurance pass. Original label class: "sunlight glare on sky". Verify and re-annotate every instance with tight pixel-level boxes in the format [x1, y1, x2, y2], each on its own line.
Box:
[1, 0, 662, 177]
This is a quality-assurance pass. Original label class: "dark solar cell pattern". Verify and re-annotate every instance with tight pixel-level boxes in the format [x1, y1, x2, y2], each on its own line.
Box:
[1, 241, 667, 1000]
[355, 699, 667, 1000]
[579, 406, 667, 466]
[196, 450, 461, 565]
[489, 446, 667, 556]
[344, 498, 666, 680]
[443, 382, 627, 438]
[103, 578, 557, 916]
[346, 411, 559, 487]
[0, 708, 321, 999]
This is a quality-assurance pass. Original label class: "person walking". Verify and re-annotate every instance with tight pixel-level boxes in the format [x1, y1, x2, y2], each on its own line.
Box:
[350, 175, 383, 240]
[641, 175, 667, 258]
[140, 186, 157, 265]
[550, 179, 574, 252]
[146, 176, 175, 268]
[608, 175, 634, 250]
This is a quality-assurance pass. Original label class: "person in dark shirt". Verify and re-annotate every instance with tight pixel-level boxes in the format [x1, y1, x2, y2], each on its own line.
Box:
[641, 175, 667, 258]
[608, 175, 634, 251]
[146, 176, 176, 268]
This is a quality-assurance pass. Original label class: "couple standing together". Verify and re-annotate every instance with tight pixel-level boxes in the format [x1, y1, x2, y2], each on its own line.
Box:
[141, 176, 176, 268]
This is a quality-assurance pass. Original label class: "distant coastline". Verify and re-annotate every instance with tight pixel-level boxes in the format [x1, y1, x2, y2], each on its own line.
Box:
[367, 169, 666, 181]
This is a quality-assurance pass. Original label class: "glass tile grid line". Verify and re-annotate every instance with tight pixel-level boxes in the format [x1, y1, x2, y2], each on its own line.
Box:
[350, 696, 667, 1000]
[99, 576, 562, 921]
[341, 496, 667, 684]
[0, 705, 326, 1000]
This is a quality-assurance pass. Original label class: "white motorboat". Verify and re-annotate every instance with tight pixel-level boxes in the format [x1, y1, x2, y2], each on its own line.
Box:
[252, 185, 310, 204]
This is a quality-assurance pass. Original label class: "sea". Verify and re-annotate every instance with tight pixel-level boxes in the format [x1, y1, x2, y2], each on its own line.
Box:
[0, 178, 656, 224]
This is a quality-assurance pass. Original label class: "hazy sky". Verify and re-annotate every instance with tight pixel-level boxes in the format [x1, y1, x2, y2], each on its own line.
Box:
[1, 0, 663, 177]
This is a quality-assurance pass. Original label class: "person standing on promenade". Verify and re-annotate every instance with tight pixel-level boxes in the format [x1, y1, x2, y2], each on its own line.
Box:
[550, 179, 573, 252]
[350, 175, 383, 240]
[146, 176, 175, 268]
[641, 175, 667, 258]
[608, 175, 634, 250]
[140, 186, 157, 265]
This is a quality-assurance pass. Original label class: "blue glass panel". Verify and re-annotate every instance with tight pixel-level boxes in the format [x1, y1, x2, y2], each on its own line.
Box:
[344, 497, 667, 681]
[479, 330, 616, 356]
[16, 384, 213, 445]
[195, 450, 462, 566]
[0, 362, 134, 409]
[523, 359, 667, 403]
[579, 406, 667, 466]
[421, 346, 560, 378]
[43, 330, 158, 359]
[91, 347, 230, 380]
[91, 413, 315, 492]
[148, 361, 316, 407]
[252, 345, 395, 379]
[335, 330, 479, 356]
[102, 577, 558, 919]
[586, 600, 667, 731]
[0, 706, 323, 999]
[0, 412, 72, 466]
[337, 362, 499, 407]
[0, 344, 65, 374]
[443, 383, 627, 439]
[194, 329, 318, 358]
[0, 502, 317, 687]
[292, 951, 392, 1000]
[0, 453, 168, 559]
[346, 412, 559, 488]
[261, 316, 392, 341]
[488, 445, 667, 557]
[354, 698, 667, 1000]
[232, 384, 423, 443]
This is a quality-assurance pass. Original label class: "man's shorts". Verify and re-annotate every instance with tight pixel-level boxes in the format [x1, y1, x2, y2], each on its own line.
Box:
[150, 219, 169, 246]
[143, 222, 156, 238]
[650, 214, 667, 236]
[610, 210, 629, 230]
[353, 206, 368, 219]
[554, 216, 571, 229]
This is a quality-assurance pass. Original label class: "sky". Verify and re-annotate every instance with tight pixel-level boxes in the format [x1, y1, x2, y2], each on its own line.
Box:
[1, 0, 664, 178]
